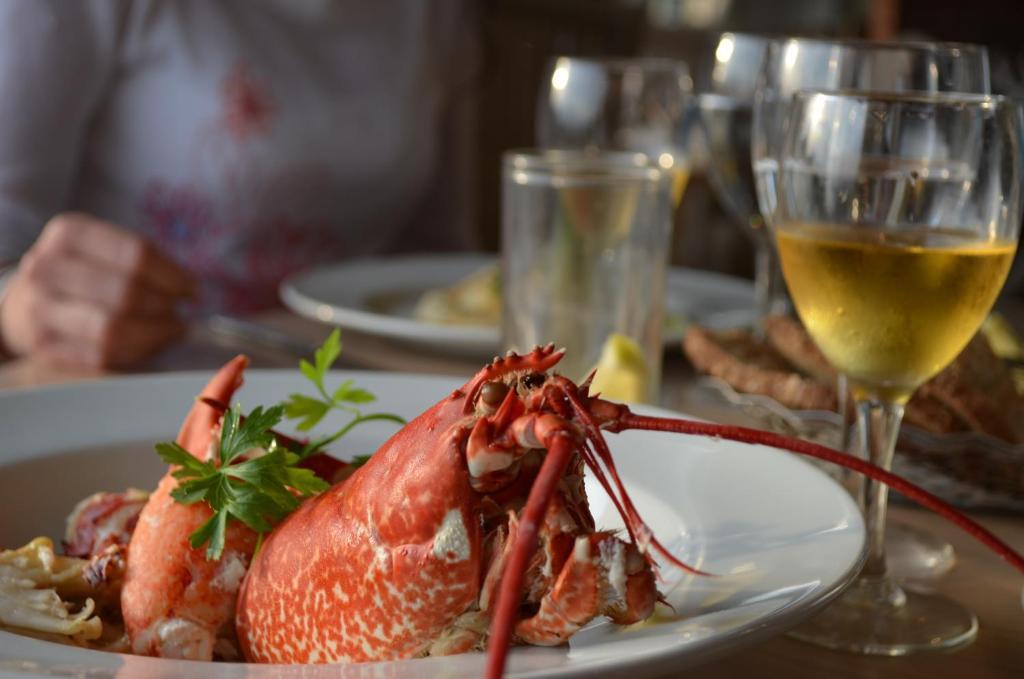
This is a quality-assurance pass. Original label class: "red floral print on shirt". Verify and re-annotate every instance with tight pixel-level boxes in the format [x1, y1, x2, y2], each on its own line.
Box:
[141, 179, 346, 314]
[142, 181, 221, 268]
[222, 62, 275, 141]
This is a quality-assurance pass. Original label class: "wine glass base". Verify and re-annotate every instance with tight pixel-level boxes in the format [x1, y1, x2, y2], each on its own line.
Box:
[788, 577, 977, 655]
[886, 520, 956, 581]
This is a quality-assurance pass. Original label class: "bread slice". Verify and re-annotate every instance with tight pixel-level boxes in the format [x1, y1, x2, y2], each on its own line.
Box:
[682, 325, 837, 412]
[917, 334, 1024, 443]
[763, 315, 837, 384]
[684, 316, 1024, 443]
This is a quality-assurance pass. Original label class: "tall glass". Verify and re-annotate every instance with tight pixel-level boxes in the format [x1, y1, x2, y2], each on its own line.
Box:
[697, 33, 788, 324]
[536, 57, 693, 208]
[775, 90, 1022, 654]
[501, 150, 673, 403]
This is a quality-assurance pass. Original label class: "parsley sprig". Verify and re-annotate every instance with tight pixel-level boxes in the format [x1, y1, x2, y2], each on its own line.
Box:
[157, 329, 404, 560]
[283, 329, 405, 457]
[156, 404, 328, 560]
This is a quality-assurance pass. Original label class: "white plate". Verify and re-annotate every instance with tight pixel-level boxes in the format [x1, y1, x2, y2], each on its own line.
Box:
[0, 370, 864, 679]
[280, 254, 755, 355]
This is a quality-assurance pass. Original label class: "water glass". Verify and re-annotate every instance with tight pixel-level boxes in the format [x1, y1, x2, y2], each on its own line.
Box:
[501, 150, 673, 402]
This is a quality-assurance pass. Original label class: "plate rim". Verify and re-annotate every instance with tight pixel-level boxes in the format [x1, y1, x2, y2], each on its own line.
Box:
[279, 254, 756, 355]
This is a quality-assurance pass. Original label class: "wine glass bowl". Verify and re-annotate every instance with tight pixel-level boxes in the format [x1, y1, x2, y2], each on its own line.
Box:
[697, 33, 788, 322]
[775, 90, 1022, 654]
[752, 38, 991, 231]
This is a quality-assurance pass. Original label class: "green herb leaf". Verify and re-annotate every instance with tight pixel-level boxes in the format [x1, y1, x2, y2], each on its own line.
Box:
[170, 473, 223, 505]
[284, 466, 330, 496]
[332, 381, 375, 405]
[299, 359, 320, 389]
[157, 402, 328, 561]
[310, 329, 342, 398]
[219, 404, 283, 464]
[156, 442, 216, 483]
[190, 510, 228, 560]
[229, 484, 288, 533]
[284, 329, 405, 459]
[283, 393, 330, 431]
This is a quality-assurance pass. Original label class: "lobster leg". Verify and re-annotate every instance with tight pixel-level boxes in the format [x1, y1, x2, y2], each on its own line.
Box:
[514, 532, 655, 645]
[487, 433, 577, 679]
[123, 355, 258, 659]
[613, 415, 1024, 575]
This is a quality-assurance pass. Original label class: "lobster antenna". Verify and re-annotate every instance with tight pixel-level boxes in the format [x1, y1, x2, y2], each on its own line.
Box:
[617, 415, 1024, 575]
[578, 442, 639, 544]
[538, 382, 640, 545]
[486, 435, 577, 679]
[562, 385, 710, 576]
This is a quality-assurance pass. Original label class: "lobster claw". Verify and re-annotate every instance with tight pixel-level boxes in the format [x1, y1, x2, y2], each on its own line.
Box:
[122, 355, 258, 660]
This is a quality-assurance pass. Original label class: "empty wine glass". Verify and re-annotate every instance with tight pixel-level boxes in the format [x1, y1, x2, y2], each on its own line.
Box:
[775, 90, 1022, 654]
[536, 57, 693, 208]
[753, 38, 990, 579]
[697, 33, 787, 326]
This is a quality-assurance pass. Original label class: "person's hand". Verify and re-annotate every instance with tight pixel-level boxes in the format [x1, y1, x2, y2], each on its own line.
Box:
[0, 212, 195, 367]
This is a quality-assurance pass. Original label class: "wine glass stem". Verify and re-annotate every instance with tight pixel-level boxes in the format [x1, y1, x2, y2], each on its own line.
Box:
[854, 395, 905, 578]
[837, 373, 852, 453]
[752, 228, 789, 329]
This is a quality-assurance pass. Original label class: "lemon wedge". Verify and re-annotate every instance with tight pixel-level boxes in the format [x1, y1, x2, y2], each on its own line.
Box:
[588, 333, 651, 403]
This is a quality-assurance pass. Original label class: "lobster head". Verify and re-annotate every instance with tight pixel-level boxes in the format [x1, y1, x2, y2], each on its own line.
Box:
[460, 344, 568, 412]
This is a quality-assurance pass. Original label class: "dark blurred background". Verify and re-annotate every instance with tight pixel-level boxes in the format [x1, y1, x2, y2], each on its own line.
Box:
[472, 0, 1024, 280]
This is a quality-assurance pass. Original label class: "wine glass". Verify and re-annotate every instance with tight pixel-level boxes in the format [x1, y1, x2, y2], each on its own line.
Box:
[536, 57, 693, 208]
[775, 90, 1022, 653]
[752, 38, 990, 578]
[697, 33, 788, 325]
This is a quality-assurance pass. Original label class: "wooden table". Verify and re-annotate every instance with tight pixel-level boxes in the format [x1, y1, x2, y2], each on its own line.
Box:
[1, 311, 1021, 678]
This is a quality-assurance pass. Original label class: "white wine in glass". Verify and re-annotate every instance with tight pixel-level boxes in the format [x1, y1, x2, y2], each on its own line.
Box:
[775, 90, 1022, 655]
[778, 225, 1014, 402]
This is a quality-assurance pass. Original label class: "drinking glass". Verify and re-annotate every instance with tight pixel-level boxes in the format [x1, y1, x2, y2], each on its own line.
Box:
[697, 33, 788, 324]
[775, 90, 1022, 654]
[501, 150, 673, 403]
[753, 38, 990, 576]
[536, 57, 693, 208]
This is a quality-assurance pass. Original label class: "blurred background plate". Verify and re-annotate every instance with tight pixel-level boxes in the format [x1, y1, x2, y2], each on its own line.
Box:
[280, 254, 755, 356]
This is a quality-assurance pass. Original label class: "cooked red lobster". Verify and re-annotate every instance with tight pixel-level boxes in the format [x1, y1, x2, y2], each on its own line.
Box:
[121, 347, 1024, 677]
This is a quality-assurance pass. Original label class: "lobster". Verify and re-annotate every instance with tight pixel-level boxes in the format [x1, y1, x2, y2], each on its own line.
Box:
[123, 347, 1024, 677]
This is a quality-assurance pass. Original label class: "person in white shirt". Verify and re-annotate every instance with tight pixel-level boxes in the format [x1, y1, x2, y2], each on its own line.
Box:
[0, 0, 479, 367]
